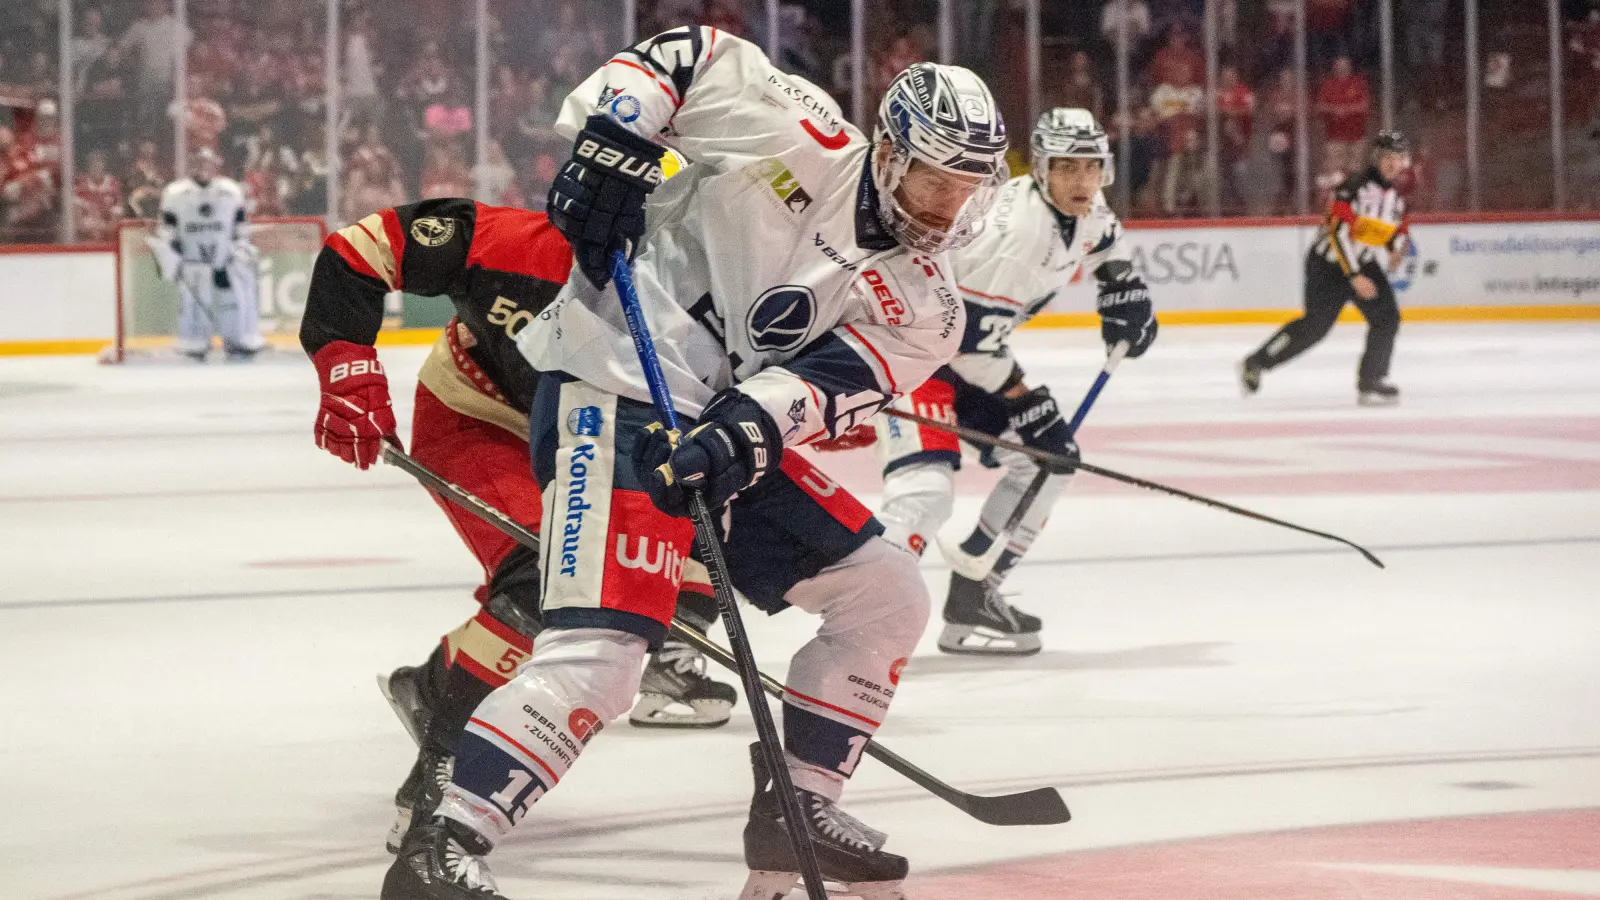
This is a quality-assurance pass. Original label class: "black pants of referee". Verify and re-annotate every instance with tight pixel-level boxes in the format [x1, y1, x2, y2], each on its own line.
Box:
[1247, 252, 1399, 384]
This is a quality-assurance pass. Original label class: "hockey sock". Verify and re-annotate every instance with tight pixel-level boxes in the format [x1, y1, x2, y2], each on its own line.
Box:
[429, 607, 536, 753]
[437, 627, 646, 845]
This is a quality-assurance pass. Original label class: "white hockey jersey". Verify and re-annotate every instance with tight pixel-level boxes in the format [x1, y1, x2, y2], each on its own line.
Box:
[517, 27, 965, 444]
[156, 176, 249, 269]
[946, 175, 1133, 392]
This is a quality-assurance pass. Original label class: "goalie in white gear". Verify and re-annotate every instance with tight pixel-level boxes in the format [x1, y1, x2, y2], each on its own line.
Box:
[847, 109, 1159, 656]
[152, 147, 265, 360]
[381, 26, 1008, 900]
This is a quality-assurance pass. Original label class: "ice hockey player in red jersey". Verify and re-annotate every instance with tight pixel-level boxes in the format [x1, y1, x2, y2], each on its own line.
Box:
[300, 199, 737, 855]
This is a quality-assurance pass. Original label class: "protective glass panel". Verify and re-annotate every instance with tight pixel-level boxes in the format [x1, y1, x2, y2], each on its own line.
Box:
[183, 0, 326, 218]
[1563, 3, 1600, 210]
[2, 0, 62, 243]
[1475, 0, 1555, 210]
[488, 0, 631, 213]
[1393, 0, 1465, 211]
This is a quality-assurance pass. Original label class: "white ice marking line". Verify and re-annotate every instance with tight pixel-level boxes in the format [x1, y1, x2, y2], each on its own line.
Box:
[1317, 863, 1600, 895]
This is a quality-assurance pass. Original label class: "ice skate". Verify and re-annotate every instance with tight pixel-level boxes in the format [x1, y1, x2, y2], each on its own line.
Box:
[738, 743, 907, 900]
[628, 639, 738, 728]
[937, 571, 1042, 656]
[387, 744, 454, 853]
[378, 664, 434, 746]
[1239, 357, 1263, 396]
[1357, 378, 1400, 406]
[381, 816, 505, 900]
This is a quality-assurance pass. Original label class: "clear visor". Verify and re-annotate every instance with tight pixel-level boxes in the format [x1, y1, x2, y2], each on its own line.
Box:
[876, 150, 1007, 254]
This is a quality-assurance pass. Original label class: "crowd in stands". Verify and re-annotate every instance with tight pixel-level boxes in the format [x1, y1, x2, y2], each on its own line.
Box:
[2, 0, 1599, 245]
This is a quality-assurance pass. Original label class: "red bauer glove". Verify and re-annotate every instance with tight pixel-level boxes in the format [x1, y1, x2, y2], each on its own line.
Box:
[312, 341, 396, 469]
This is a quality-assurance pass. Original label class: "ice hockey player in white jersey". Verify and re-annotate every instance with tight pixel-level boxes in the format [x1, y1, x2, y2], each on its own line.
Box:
[152, 147, 264, 360]
[862, 108, 1159, 656]
[380, 25, 1009, 900]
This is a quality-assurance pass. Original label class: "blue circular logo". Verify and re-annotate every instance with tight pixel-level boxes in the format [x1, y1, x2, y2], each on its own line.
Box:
[608, 94, 642, 124]
[746, 286, 816, 353]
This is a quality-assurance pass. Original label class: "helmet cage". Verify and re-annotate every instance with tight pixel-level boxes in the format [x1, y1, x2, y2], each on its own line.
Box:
[870, 62, 1009, 254]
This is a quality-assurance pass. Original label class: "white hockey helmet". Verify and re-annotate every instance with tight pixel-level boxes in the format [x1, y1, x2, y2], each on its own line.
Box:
[1031, 108, 1114, 208]
[871, 62, 1009, 254]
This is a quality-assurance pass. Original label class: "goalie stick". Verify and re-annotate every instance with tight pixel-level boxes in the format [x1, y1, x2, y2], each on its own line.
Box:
[380, 442, 1073, 827]
[939, 341, 1129, 581]
[883, 408, 1385, 569]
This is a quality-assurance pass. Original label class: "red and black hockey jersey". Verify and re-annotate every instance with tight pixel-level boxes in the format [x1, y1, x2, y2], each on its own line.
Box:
[300, 199, 572, 436]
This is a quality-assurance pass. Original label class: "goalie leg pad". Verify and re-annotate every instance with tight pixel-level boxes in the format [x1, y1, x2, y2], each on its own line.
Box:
[436, 627, 646, 845]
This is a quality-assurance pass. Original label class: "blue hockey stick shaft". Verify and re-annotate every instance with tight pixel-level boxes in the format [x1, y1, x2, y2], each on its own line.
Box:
[609, 251, 829, 900]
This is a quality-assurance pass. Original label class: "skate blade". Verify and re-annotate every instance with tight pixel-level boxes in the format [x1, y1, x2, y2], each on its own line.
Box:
[628, 692, 733, 729]
[937, 624, 1042, 656]
[375, 671, 426, 747]
[738, 870, 905, 900]
[385, 803, 410, 854]
[1357, 393, 1399, 407]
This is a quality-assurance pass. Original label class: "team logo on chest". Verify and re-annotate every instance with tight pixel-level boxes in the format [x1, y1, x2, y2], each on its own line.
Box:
[746, 285, 816, 353]
[411, 216, 456, 247]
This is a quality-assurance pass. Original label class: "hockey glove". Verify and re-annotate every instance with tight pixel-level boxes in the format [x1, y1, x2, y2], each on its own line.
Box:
[635, 389, 784, 517]
[1095, 263, 1158, 358]
[312, 340, 396, 470]
[808, 423, 877, 452]
[1005, 386, 1079, 474]
[547, 113, 667, 290]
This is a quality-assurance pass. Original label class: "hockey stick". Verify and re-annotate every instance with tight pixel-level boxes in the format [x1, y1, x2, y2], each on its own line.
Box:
[609, 253, 829, 900]
[884, 408, 1386, 568]
[381, 442, 1072, 827]
[938, 341, 1129, 581]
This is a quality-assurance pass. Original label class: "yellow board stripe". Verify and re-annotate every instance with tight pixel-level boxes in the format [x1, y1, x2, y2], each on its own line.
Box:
[5, 309, 1598, 357]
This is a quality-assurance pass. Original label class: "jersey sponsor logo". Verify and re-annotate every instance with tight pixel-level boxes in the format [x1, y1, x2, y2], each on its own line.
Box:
[906, 534, 925, 555]
[567, 404, 604, 437]
[753, 158, 813, 214]
[607, 93, 643, 124]
[559, 444, 596, 577]
[614, 534, 686, 586]
[568, 708, 602, 745]
[862, 268, 909, 325]
[801, 119, 850, 150]
[198, 202, 213, 218]
[890, 657, 907, 685]
[746, 285, 816, 352]
[410, 216, 457, 247]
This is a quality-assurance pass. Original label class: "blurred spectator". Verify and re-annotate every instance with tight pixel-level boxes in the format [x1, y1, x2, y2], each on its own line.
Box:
[343, 9, 382, 129]
[120, 0, 192, 138]
[1315, 55, 1369, 188]
[79, 42, 131, 157]
[403, 41, 454, 109]
[1147, 26, 1203, 92]
[872, 32, 927, 108]
[1149, 79, 1202, 214]
[1126, 104, 1164, 214]
[1215, 63, 1255, 210]
[177, 73, 227, 154]
[243, 145, 289, 216]
[1261, 68, 1298, 212]
[344, 129, 406, 221]
[424, 84, 473, 143]
[224, 69, 285, 169]
[69, 6, 112, 96]
[421, 138, 472, 199]
[286, 143, 327, 216]
[703, 0, 748, 37]
[488, 65, 524, 144]
[124, 138, 167, 219]
[473, 140, 516, 205]
[1100, 0, 1152, 51]
[1402, 0, 1448, 72]
[1046, 51, 1105, 124]
[1, 101, 62, 240]
[1307, 0, 1352, 68]
[74, 147, 123, 241]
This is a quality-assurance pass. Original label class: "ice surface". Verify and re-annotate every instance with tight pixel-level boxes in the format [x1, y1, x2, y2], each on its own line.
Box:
[3, 323, 1597, 899]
